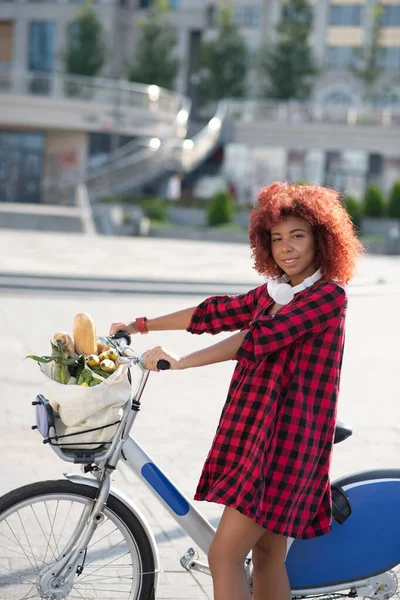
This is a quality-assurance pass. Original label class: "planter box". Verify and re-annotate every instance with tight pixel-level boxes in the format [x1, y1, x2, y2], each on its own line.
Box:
[167, 206, 251, 229]
[361, 217, 400, 237]
[361, 218, 400, 254]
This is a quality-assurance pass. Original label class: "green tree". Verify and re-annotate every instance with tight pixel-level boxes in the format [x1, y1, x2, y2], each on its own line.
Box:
[343, 195, 363, 232]
[65, 0, 105, 76]
[126, 0, 179, 89]
[363, 184, 387, 218]
[258, 0, 318, 100]
[388, 180, 400, 219]
[350, 5, 384, 103]
[198, 6, 248, 103]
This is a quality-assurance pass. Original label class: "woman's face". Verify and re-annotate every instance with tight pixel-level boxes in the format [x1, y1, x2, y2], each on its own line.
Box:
[270, 215, 317, 286]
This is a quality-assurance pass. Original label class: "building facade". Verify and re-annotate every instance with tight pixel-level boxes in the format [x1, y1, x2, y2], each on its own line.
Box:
[0, 0, 399, 203]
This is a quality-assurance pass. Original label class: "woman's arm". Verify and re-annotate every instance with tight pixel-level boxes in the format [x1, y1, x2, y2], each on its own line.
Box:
[110, 284, 265, 337]
[147, 308, 196, 332]
[143, 330, 247, 371]
[109, 307, 196, 336]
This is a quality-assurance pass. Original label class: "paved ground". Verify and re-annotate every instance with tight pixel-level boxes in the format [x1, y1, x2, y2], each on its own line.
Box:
[0, 229, 399, 599]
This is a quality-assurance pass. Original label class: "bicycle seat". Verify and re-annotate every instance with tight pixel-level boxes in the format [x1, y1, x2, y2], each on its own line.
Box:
[334, 420, 353, 444]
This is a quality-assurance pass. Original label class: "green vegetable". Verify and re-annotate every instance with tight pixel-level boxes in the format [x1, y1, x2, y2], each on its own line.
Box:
[77, 368, 102, 387]
[26, 339, 73, 385]
[55, 363, 70, 385]
[77, 369, 91, 385]
[25, 355, 54, 363]
[90, 366, 111, 378]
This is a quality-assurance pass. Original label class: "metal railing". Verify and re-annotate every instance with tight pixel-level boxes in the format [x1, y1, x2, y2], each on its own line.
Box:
[0, 71, 183, 115]
[180, 101, 227, 171]
[226, 99, 400, 127]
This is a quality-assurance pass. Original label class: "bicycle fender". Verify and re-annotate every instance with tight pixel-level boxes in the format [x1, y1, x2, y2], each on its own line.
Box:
[286, 469, 400, 592]
[64, 473, 161, 588]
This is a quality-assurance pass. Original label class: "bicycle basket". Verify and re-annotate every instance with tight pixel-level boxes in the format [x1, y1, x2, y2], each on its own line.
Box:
[35, 362, 132, 450]
[33, 394, 126, 451]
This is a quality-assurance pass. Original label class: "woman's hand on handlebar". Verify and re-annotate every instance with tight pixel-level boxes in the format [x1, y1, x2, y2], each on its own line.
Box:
[143, 346, 181, 372]
[109, 321, 138, 336]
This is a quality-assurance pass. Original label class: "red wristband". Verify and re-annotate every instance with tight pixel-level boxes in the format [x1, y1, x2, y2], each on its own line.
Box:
[136, 317, 148, 334]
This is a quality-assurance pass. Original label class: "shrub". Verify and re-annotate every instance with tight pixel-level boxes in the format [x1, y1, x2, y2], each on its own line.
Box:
[388, 180, 400, 219]
[343, 195, 363, 232]
[207, 190, 234, 227]
[140, 197, 168, 222]
[363, 185, 387, 218]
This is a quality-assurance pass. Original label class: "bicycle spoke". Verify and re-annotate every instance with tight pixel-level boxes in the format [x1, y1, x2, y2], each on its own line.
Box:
[0, 537, 48, 565]
[4, 518, 38, 575]
[20, 583, 39, 599]
[17, 511, 40, 574]
[87, 525, 119, 550]
[0, 561, 37, 585]
[42, 501, 59, 565]
[29, 503, 58, 566]
[55, 501, 73, 549]
[74, 582, 98, 600]
[77, 587, 132, 594]
[78, 549, 132, 583]
[83, 537, 126, 569]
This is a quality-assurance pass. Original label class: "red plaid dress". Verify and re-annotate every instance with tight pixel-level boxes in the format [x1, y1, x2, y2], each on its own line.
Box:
[187, 281, 347, 539]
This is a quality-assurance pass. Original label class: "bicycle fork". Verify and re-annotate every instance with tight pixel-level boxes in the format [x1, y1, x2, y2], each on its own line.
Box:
[36, 471, 112, 599]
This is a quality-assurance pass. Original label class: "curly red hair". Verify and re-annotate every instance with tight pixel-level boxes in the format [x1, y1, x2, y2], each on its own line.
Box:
[249, 182, 365, 284]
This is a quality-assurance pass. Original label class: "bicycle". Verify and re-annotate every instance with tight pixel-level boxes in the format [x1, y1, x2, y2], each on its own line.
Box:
[0, 331, 399, 600]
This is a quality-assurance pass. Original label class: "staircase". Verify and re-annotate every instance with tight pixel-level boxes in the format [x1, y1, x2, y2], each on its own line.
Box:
[47, 101, 227, 204]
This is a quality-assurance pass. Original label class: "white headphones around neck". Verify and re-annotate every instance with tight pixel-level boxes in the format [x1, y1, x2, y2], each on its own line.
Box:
[267, 269, 322, 305]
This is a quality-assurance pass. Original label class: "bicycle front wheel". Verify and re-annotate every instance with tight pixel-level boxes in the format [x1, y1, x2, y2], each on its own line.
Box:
[0, 479, 156, 600]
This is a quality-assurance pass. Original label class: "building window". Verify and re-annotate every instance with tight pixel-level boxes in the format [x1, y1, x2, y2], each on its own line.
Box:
[378, 47, 400, 70]
[234, 5, 261, 28]
[324, 91, 354, 106]
[207, 5, 216, 27]
[28, 21, 55, 72]
[381, 6, 400, 27]
[169, 0, 179, 9]
[234, 6, 245, 26]
[375, 91, 400, 107]
[0, 22, 13, 68]
[138, 0, 152, 7]
[325, 46, 358, 68]
[0, 131, 44, 203]
[246, 6, 261, 28]
[68, 22, 79, 51]
[328, 5, 363, 26]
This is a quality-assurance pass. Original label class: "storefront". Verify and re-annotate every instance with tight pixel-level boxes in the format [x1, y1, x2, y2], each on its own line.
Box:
[0, 131, 44, 203]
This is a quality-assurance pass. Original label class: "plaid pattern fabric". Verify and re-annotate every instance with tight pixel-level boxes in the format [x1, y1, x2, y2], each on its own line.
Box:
[187, 281, 347, 539]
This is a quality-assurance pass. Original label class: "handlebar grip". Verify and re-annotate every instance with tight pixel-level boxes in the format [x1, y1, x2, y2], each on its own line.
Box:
[113, 331, 132, 345]
[157, 359, 171, 371]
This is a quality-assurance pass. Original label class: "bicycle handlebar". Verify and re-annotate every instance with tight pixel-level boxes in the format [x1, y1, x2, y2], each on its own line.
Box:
[110, 331, 171, 371]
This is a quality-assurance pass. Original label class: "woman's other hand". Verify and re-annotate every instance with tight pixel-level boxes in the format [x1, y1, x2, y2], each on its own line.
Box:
[142, 346, 181, 371]
[109, 321, 138, 336]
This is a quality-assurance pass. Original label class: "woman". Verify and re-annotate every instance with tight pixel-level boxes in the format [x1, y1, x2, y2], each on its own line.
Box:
[110, 182, 364, 600]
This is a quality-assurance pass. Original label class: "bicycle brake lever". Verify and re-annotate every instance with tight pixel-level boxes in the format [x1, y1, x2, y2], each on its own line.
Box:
[112, 331, 132, 346]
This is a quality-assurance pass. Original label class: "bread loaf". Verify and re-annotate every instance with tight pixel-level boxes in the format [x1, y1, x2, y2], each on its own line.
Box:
[73, 313, 97, 355]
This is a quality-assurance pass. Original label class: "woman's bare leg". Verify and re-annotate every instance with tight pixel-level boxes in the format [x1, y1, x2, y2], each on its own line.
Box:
[252, 528, 291, 600]
[208, 507, 266, 600]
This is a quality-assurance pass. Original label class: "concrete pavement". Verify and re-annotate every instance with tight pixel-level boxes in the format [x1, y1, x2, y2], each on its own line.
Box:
[0, 228, 400, 599]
